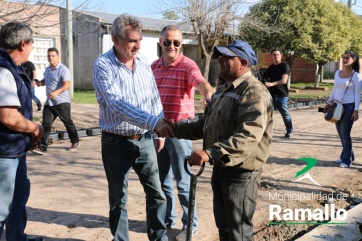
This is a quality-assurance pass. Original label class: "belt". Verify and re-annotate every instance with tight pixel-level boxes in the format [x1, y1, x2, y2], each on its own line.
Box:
[102, 131, 143, 140]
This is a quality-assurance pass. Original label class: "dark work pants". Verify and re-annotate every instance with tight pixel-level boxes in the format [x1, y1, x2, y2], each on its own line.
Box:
[41, 103, 79, 147]
[212, 166, 262, 241]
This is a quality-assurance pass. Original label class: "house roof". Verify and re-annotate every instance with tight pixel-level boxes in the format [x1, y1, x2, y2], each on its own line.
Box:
[83, 11, 194, 34]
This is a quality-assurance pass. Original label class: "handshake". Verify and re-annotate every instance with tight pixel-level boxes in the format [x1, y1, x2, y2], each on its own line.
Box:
[154, 119, 176, 138]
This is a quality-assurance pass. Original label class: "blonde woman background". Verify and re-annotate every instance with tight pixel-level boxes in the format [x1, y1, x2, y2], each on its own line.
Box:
[326, 50, 361, 168]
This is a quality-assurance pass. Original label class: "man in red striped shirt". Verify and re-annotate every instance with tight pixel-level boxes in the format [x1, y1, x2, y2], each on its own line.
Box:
[151, 25, 213, 241]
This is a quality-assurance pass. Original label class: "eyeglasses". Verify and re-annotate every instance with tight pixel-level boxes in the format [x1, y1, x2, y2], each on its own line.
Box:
[342, 56, 351, 60]
[163, 39, 181, 47]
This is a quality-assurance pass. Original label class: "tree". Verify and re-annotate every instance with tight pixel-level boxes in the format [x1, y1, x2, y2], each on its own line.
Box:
[240, 0, 302, 68]
[242, 0, 362, 86]
[155, 0, 265, 82]
[295, 1, 354, 85]
[162, 10, 179, 20]
[0, 0, 92, 35]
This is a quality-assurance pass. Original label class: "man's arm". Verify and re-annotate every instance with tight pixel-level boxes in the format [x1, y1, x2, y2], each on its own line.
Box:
[48, 81, 70, 99]
[32, 70, 37, 81]
[265, 74, 288, 87]
[0, 107, 43, 149]
[196, 80, 214, 104]
[31, 70, 37, 88]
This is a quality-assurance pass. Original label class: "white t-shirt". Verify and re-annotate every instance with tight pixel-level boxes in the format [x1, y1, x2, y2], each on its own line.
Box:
[328, 70, 361, 110]
[0, 67, 20, 107]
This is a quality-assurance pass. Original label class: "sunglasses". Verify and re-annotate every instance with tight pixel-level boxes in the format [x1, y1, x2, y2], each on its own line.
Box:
[163, 39, 181, 47]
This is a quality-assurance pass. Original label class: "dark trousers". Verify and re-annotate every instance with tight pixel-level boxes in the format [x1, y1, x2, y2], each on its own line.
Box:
[31, 88, 41, 109]
[336, 103, 355, 165]
[212, 166, 262, 241]
[101, 131, 167, 241]
[41, 103, 79, 147]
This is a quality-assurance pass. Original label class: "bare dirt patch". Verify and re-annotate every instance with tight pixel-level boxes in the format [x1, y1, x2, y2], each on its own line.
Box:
[3, 89, 361, 241]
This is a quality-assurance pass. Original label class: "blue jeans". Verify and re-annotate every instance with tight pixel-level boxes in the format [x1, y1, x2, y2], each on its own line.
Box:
[42, 103, 79, 147]
[212, 166, 262, 241]
[272, 96, 293, 133]
[101, 131, 167, 241]
[336, 103, 355, 166]
[0, 155, 31, 241]
[31, 88, 41, 109]
[157, 137, 198, 230]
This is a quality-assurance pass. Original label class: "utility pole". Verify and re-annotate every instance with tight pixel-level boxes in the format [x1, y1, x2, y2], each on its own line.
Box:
[66, 0, 74, 99]
[347, 0, 356, 9]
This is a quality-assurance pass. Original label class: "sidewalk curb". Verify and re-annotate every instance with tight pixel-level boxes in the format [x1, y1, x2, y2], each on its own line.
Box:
[296, 203, 362, 241]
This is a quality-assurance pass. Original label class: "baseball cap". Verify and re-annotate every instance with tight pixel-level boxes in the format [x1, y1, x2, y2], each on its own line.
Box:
[214, 40, 257, 67]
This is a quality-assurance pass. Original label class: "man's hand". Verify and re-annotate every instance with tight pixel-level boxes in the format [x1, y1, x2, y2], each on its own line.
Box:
[154, 119, 175, 137]
[48, 91, 59, 99]
[31, 124, 44, 150]
[154, 137, 165, 152]
[264, 82, 273, 88]
[35, 79, 44, 87]
[187, 150, 210, 166]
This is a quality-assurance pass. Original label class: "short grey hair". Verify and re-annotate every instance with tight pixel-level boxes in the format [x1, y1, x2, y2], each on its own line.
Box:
[161, 25, 180, 35]
[0, 22, 33, 50]
[111, 14, 143, 39]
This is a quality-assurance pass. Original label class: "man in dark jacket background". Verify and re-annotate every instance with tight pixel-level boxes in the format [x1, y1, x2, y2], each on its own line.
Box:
[0, 22, 44, 241]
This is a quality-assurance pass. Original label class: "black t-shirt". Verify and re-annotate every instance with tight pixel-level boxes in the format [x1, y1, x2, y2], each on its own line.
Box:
[265, 62, 290, 97]
[21, 61, 36, 80]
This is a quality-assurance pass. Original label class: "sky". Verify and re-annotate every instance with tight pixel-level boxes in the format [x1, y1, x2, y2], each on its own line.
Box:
[11, 0, 362, 19]
[71, 0, 169, 19]
[67, 0, 362, 19]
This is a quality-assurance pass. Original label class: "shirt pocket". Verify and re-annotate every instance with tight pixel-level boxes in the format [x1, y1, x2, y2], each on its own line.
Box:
[218, 102, 238, 140]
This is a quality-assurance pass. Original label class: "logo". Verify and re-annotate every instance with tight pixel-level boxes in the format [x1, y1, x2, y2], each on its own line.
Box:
[293, 157, 321, 186]
[267, 157, 348, 225]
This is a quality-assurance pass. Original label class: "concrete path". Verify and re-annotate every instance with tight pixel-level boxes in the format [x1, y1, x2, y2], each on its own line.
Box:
[296, 203, 362, 241]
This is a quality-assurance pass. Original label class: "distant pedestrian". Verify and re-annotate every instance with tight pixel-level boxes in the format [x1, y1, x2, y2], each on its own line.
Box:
[32, 47, 79, 154]
[264, 48, 294, 138]
[325, 50, 361, 168]
[22, 60, 42, 111]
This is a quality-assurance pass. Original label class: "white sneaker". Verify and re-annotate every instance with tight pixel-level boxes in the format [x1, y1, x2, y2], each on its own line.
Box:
[339, 163, 350, 168]
[336, 159, 342, 163]
[175, 228, 198, 241]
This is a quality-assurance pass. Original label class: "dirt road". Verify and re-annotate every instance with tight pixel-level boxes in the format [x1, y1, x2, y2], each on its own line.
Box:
[1, 103, 361, 241]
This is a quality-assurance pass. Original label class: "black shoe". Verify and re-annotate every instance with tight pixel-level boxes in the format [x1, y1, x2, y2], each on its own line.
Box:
[284, 132, 294, 138]
[28, 237, 44, 241]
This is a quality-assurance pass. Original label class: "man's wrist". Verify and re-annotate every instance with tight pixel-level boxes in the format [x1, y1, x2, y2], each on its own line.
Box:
[204, 149, 213, 164]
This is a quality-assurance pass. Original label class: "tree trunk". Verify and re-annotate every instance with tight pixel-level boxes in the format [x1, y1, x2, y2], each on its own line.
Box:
[319, 65, 324, 83]
[203, 53, 212, 82]
[314, 64, 319, 88]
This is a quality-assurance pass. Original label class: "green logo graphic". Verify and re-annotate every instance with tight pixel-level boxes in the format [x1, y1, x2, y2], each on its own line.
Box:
[295, 158, 317, 178]
[294, 158, 321, 186]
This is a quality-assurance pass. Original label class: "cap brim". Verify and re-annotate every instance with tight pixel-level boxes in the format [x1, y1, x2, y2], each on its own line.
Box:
[214, 46, 238, 57]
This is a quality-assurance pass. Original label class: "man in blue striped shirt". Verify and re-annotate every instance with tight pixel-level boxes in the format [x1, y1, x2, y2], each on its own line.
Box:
[92, 14, 173, 241]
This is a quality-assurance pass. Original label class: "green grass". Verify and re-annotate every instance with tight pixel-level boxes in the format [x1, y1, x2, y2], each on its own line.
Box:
[73, 89, 97, 104]
[72, 82, 332, 104]
[289, 93, 329, 99]
[290, 82, 333, 88]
